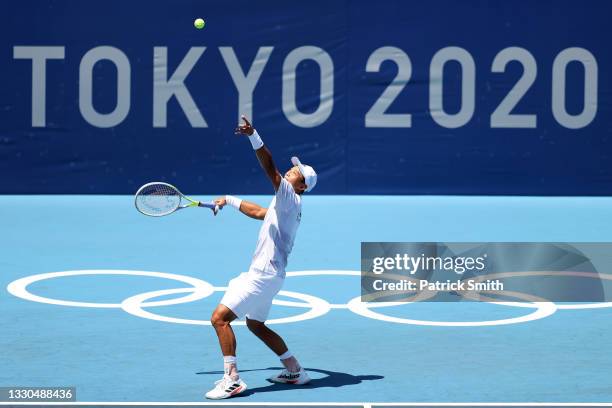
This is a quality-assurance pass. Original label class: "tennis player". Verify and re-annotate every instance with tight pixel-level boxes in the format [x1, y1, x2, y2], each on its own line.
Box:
[204, 115, 317, 400]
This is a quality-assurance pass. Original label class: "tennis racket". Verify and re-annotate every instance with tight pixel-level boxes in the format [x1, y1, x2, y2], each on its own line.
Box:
[134, 182, 220, 217]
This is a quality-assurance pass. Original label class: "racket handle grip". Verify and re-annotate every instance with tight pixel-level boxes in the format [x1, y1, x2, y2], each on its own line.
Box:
[198, 201, 221, 215]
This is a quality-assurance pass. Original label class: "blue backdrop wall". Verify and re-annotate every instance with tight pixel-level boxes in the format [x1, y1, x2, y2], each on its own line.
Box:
[1, 0, 611, 194]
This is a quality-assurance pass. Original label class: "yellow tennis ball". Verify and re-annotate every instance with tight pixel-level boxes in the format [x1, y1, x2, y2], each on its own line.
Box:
[194, 18, 205, 29]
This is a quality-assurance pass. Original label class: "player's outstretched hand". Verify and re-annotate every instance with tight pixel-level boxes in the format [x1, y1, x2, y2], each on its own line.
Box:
[234, 115, 254, 136]
[214, 197, 227, 209]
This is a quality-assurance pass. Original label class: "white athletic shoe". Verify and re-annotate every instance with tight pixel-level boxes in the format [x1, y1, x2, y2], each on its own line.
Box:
[205, 376, 247, 399]
[267, 368, 311, 385]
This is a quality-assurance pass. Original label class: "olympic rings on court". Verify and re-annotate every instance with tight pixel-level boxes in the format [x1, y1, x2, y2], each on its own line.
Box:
[6, 270, 215, 308]
[5, 269, 612, 327]
[5, 270, 330, 326]
[346, 291, 557, 327]
[120, 287, 330, 326]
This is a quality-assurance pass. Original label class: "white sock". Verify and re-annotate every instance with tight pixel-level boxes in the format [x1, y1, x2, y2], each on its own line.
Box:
[279, 350, 301, 373]
[223, 355, 239, 381]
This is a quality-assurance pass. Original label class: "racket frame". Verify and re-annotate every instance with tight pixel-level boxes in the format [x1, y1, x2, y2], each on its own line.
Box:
[134, 182, 219, 217]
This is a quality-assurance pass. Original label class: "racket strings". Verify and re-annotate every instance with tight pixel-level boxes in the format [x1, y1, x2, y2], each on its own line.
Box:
[136, 183, 181, 216]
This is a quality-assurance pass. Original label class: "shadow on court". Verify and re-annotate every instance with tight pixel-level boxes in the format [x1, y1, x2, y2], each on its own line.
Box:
[197, 367, 384, 396]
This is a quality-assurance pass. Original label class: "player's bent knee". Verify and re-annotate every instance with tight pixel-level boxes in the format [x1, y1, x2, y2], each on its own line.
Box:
[209, 312, 225, 328]
[210, 314, 231, 329]
[210, 306, 235, 328]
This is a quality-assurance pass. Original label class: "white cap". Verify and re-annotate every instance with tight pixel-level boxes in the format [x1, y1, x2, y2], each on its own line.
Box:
[291, 156, 317, 192]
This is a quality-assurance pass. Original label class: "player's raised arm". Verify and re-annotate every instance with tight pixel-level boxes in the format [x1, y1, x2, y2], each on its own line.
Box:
[234, 115, 282, 191]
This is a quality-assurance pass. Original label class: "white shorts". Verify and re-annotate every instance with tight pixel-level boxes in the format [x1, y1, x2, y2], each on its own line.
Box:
[220, 270, 284, 322]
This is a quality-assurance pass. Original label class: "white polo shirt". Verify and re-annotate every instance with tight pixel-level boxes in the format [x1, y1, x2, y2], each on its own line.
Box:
[249, 178, 302, 277]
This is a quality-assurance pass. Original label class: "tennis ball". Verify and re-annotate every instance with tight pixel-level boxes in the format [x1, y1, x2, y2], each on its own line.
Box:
[194, 18, 205, 29]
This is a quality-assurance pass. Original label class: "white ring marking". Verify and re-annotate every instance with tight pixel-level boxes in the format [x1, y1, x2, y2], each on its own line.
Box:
[6, 270, 214, 308]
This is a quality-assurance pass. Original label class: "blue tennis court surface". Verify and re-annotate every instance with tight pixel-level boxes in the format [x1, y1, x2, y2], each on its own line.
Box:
[2, 195, 612, 402]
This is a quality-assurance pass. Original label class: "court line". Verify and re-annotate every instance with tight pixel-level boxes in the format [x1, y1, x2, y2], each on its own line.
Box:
[2, 402, 612, 406]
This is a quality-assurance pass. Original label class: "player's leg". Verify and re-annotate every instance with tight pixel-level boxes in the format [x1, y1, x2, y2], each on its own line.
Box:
[246, 317, 288, 355]
[206, 305, 247, 399]
[210, 304, 238, 369]
[245, 318, 310, 385]
[205, 273, 256, 400]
